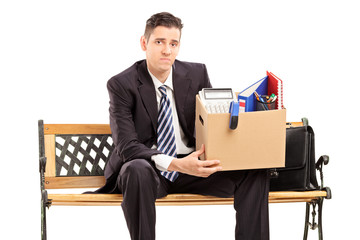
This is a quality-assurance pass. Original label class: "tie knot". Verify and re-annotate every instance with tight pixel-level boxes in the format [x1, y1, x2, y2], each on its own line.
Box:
[159, 86, 167, 96]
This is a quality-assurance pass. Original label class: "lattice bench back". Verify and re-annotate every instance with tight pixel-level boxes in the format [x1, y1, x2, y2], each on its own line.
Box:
[39, 121, 114, 189]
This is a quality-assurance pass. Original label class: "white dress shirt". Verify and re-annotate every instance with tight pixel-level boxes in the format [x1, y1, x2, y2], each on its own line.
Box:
[148, 68, 195, 171]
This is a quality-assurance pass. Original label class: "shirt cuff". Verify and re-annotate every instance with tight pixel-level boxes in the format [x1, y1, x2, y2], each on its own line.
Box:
[151, 154, 174, 171]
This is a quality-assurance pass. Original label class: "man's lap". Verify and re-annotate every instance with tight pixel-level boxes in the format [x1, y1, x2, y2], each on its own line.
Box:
[118, 159, 268, 200]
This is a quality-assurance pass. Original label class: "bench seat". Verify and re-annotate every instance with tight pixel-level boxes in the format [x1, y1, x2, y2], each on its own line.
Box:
[47, 190, 328, 206]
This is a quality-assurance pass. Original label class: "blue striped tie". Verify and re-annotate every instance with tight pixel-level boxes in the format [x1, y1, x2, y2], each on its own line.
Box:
[157, 86, 178, 181]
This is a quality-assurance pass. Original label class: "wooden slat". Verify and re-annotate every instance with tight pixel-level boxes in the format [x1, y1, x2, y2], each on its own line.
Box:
[43, 122, 301, 135]
[47, 194, 230, 202]
[49, 201, 235, 206]
[270, 199, 315, 203]
[44, 135, 56, 177]
[45, 176, 106, 189]
[270, 190, 327, 199]
[44, 124, 111, 135]
[50, 202, 120, 206]
[49, 199, 317, 206]
[288, 122, 303, 127]
[47, 196, 233, 206]
[43, 181, 328, 197]
[47, 191, 328, 206]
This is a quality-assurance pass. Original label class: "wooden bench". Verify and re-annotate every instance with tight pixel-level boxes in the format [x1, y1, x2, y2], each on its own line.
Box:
[38, 120, 331, 240]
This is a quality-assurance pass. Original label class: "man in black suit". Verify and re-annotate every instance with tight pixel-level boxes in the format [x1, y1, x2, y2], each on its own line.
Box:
[98, 12, 270, 240]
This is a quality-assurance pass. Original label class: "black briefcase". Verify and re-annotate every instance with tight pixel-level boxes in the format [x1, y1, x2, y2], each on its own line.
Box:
[270, 125, 319, 191]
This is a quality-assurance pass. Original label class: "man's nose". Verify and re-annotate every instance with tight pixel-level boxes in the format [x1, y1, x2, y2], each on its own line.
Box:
[162, 45, 171, 55]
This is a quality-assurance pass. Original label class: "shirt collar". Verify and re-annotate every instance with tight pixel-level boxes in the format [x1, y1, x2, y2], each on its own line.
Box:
[148, 68, 173, 91]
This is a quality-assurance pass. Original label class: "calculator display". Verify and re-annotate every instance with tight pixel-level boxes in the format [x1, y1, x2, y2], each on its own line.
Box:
[204, 89, 233, 100]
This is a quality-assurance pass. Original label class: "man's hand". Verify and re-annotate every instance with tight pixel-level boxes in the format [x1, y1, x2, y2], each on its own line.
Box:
[167, 144, 222, 177]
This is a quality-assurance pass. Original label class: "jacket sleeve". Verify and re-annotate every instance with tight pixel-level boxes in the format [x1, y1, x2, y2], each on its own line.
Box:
[202, 64, 212, 89]
[107, 77, 161, 163]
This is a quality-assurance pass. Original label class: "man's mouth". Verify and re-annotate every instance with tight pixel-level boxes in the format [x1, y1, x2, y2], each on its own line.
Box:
[160, 58, 171, 62]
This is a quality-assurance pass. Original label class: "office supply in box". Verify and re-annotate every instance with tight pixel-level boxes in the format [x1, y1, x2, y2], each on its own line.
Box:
[228, 101, 239, 130]
[238, 71, 284, 112]
[198, 88, 245, 114]
[254, 92, 277, 111]
[267, 71, 284, 110]
[256, 96, 276, 111]
[198, 88, 236, 114]
[195, 95, 286, 171]
[238, 76, 268, 112]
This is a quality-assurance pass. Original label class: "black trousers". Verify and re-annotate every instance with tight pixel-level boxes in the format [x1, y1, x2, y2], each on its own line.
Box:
[118, 159, 270, 240]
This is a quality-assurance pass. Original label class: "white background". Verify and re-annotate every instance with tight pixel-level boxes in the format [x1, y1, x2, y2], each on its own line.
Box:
[1, 0, 359, 239]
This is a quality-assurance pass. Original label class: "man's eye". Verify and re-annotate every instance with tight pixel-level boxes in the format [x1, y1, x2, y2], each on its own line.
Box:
[155, 41, 162, 44]
[171, 43, 178, 47]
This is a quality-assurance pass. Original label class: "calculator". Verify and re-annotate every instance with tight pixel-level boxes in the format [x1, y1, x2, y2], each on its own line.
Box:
[199, 88, 237, 114]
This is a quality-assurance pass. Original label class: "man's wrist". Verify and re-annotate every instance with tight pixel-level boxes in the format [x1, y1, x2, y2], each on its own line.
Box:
[151, 154, 175, 171]
[167, 158, 179, 172]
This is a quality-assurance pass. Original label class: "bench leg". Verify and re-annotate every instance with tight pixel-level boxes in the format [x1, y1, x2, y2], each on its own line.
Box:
[39, 121, 49, 240]
[41, 190, 48, 240]
[317, 198, 324, 240]
[303, 202, 310, 240]
[303, 198, 324, 240]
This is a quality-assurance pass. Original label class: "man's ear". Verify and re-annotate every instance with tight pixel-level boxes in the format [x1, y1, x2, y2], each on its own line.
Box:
[140, 36, 147, 51]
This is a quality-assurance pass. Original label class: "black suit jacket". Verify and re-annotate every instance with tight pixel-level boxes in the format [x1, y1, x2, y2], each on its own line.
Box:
[98, 59, 211, 193]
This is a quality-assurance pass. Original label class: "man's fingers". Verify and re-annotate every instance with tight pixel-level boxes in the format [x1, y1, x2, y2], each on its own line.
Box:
[201, 159, 220, 167]
[193, 144, 205, 157]
[198, 165, 222, 177]
[175, 147, 222, 177]
[199, 159, 222, 177]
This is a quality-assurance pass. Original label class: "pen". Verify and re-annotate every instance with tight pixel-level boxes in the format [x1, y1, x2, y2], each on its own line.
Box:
[254, 91, 260, 100]
[254, 91, 268, 110]
[268, 94, 276, 103]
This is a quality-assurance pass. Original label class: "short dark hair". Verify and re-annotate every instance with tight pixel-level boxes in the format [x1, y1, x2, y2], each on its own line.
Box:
[144, 12, 183, 41]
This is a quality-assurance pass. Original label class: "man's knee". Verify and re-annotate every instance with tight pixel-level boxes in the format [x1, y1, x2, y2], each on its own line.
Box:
[119, 159, 158, 187]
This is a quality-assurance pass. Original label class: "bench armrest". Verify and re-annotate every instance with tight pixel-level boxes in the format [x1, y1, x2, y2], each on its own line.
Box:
[315, 155, 330, 192]
[316, 155, 329, 169]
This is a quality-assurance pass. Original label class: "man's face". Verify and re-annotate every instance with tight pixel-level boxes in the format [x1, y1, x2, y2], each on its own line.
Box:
[141, 26, 180, 80]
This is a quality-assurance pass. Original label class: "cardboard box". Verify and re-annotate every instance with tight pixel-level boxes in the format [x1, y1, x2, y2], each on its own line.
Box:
[195, 95, 286, 170]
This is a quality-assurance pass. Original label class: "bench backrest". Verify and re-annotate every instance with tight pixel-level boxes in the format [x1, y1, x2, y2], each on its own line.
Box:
[39, 120, 304, 189]
[39, 121, 112, 189]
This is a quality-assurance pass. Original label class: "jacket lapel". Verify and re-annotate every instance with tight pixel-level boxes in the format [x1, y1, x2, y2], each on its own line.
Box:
[172, 61, 191, 132]
[137, 61, 158, 133]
